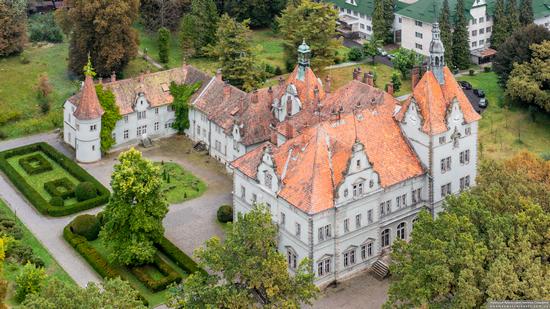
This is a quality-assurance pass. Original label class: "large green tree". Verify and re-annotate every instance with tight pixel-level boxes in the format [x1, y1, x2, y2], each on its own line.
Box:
[372, 0, 394, 44]
[169, 81, 202, 133]
[386, 152, 550, 308]
[506, 41, 550, 112]
[392, 47, 423, 78]
[277, 0, 340, 71]
[57, 0, 139, 77]
[206, 14, 264, 91]
[519, 0, 534, 25]
[491, 0, 508, 49]
[100, 148, 169, 266]
[0, 0, 27, 57]
[180, 0, 219, 58]
[451, 0, 470, 70]
[363, 39, 383, 65]
[439, 0, 453, 67]
[493, 24, 550, 85]
[223, 0, 286, 28]
[506, 0, 521, 33]
[21, 278, 146, 309]
[140, 0, 190, 32]
[168, 205, 318, 308]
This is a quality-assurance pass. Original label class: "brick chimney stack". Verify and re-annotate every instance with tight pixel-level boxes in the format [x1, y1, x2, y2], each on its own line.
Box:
[324, 75, 331, 93]
[355, 67, 362, 81]
[366, 73, 374, 87]
[270, 130, 278, 145]
[386, 83, 394, 96]
[411, 67, 420, 88]
[215, 69, 223, 81]
[223, 81, 231, 99]
[286, 122, 294, 139]
[111, 71, 116, 83]
[278, 76, 284, 86]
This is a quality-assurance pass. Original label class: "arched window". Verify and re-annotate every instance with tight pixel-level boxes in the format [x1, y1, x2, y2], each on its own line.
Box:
[435, 56, 439, 66]
[397, 222, 406, 240]
[381, 229, 390, 247]
[287, 248, 297, 269]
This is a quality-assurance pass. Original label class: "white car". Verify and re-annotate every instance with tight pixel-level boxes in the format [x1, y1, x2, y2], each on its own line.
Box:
[377, 47, 387, 56]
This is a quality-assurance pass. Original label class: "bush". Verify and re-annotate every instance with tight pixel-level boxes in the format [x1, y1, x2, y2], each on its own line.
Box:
[0, 111, 21, 126]
[15, 263, 46, 302]
[18, 153, 52, 175]
[155, 237, 203, 274]
[69, 214, 100, 241]
[28, 13, 63, 43]
[75, 181, 98, 202]
[129, 255, 182, 292]
[44, 177, 75, 199]
[217, 205, 233, 223]
[484, 66, 491, 72]
[157, 27, 170, 64]
[274, 66, 282, 75]
[0, 213, 23, 239]
[6, 241, 33, 264]
[49, 196, 64, 207]
[469, 69, 475, 76]
[347, 47, 364, 61]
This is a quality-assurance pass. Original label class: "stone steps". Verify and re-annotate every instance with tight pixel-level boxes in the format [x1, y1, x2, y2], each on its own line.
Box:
[371, 259, 389, 279]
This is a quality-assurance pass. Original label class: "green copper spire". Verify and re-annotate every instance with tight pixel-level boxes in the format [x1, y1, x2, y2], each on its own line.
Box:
[297, 39, 311, 81]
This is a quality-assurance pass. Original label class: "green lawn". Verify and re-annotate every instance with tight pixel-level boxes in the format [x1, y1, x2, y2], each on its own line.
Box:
[6, 151, 80, 205]
[88, 239, 188, 307]
[458, 72, 550, 160]
[156, 162, 206, 204]
[0, 199, 74, 305]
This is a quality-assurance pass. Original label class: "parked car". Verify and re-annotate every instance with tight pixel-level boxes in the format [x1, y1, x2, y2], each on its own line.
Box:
[473, 89, 485, 97]
[478, 98, 488, 108]
[377, 47, 388, 56]
[459, 81, 472, 90]
[387, 54, 396, 60]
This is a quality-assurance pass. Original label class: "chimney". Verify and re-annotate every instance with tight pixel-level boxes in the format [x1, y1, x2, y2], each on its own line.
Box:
[366, 73, 374, 87]
[239, 97, 245, 113]
[313, 86, 319, 101]
[411, 67, 420, 88]
[352, 68, 358, 80]
[286, 122, 294, 139]
[223, 81, 231, 99]
[386, 83, 394, 96]
[268, 86, 273, 103]
[111, 71, 116, 83]
[215, 69, 222, 81]
[270, 130, 278, 145]
[251, 90, 258, 104]
[355, 67, 362, 81]
[138, 72, 144, 83]
[324, 75, 331, 93]
[278, 76, 284, 86]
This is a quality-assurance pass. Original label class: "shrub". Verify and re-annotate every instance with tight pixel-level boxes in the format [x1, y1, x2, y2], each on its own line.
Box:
[69, 214, 100, 241]
[28, 13, 63, 43]
[75, 181, 98, 202]
[6, 241, 34, 264]
[44, 178, 75, 199]
[49, 196, 64, 207]
[157, 27, 170, 64]
[348, 47, 364, 61]
[274, 66, 282, 75]
[469, 69, 475, 76]
[0, 111, 21, 126]
[155, 237, 203, 274]
[18, 153, 52, 175]
[484, 66, 491, 72]
[0, 214, 23, 239]
[129, 255, 182, 292]
[217, 205, 233, 223]
[15, 263, 47, 302]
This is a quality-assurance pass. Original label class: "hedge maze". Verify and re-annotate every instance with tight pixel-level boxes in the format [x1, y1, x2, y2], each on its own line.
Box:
[0, 143, 110, 216]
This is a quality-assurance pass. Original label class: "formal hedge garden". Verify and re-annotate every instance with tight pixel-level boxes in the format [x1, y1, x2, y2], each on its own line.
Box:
[64, 213, 203, 306]
[0, 143, 109, 216]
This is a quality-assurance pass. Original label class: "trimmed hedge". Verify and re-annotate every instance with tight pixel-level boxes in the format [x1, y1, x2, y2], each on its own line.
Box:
[217, 205, 233, 223]
[50, 196, 64, 207]
[129, 255, 182, 292]
[18, 153, 52, 175]
[155, 237, 204, 275]
[75, 181, 98, 202]
[44, 177, 75, 199]
[69, 214, 101, 241]
[0, 143, 110, 216]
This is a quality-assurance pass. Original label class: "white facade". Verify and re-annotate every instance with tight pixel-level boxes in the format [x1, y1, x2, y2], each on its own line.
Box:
[336, 6, 373, 39]
[63, 101, 102, 163]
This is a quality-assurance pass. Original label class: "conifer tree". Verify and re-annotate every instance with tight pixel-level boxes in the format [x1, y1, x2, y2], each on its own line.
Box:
[439, 0, 453, 68]
[206, 14, 264, 91]
[373, 0, 389, 43]
[506, 0, 521, 33]
[452, 0, 470, 69]
[491, 0, 508, 49]
[519, 0, 533, 26]
[158, 27, 170, 64]
[180, 0, 219, 57]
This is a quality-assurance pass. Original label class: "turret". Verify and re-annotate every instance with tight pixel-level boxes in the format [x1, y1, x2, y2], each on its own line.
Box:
[297, 39, 311, 81]
[429, 23, 445, 85]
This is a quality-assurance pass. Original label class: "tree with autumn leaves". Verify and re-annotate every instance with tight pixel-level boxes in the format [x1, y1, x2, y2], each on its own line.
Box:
[386, 152, 550, 308]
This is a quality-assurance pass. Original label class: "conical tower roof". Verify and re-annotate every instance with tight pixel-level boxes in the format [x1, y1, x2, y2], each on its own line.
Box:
[74, 60, 104, 120]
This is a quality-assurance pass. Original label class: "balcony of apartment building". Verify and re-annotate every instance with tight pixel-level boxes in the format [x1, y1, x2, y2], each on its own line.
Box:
[470, 47, 497, 65]
[337, 16, 362, 40]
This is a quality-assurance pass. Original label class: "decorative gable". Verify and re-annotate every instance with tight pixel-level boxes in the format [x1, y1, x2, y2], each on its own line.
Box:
[446, 97, 465, 129]
[402, 97, 423, 130]
[257, 145, 279, 193]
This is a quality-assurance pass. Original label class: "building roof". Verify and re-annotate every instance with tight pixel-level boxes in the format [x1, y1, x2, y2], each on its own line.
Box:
[73, 74, 104, 120]
[327, 0, 411, 16]
[395, 67, 481, 134]
[533, 0, 550, 19]
[232, 93, 425, 214]
[395, 0, 476, 23]
[68, 65, 211, 116]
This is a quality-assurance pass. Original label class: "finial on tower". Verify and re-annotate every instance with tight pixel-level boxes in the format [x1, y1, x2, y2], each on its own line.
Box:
[429, 22, 445, 84]
[83, 54, 96, 78]
[297, 39, 311, 81]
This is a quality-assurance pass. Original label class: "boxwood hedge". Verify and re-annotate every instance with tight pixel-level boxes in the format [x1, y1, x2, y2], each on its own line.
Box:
[18, 153, 52, 175]
[129, 255, 182, 292]
[155, 237, 204, 275]
[0, 143, 110, 216]
[44, 177, 75, 199]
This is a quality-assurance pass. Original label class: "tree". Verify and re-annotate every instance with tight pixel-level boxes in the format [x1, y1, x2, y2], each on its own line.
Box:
[506, 41, 550, 112]
[452, 0, 470, 70]
[168, 205, 318, 308]
[223, 0, 287, 28]
[386, 152, 550, 308]
[157, 27, 170, 64]
[15, 263, 47, 302]
[392, 47, 423, 78]
[56, 0, 139, 77]
[506, 0, 521, 34]
[206, 14, 264, 91]
[169, 81, 202, 133]
[140, 0, 190, 32]
[363, 39, 383, 65]
[491, 0, 508, 49]
[179, 0, 219, 58]
[439, 0, 453, 67]
[100, 148, 169, 266]
[0, 0, 27, 57]
[391, 71, 402, 92]
[35, 74, 52, 114]
[493, 24, 550, 85]
[519, 0, 534, 25]
[372, 0, 395, 44]
[95, 85, 122, 153]
[278, 0, 340, 70]
[21, 277, 146, 309]
[347, 46, 364, 61]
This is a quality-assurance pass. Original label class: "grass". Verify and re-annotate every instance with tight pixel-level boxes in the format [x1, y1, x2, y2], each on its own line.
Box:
[0, 199, 75, 305]
[88, 239, 188, 307]
[6, 151, 80, 205]
[155, 162, 207, 204]
[458, 72, 550, 160]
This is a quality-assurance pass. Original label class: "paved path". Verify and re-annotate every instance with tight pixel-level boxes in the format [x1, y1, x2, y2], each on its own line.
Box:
[138, 50, 164, 70]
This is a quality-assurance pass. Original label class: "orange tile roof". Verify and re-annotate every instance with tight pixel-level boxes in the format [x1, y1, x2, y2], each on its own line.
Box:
[73, 74, 104, 120]
[278, 66, 326, 106]
[232, 94, 425, 214]
[396, 67, 481, 134]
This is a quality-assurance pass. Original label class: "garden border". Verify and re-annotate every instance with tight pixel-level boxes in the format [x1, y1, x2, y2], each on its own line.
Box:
[0, 142, 110, 216]
[129, 255, 182, 292]
[18, 152, 52, 175]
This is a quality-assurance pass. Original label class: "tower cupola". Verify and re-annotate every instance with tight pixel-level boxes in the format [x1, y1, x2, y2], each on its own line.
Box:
[429, 22, 445, 84]
[297, 39, 311, 81]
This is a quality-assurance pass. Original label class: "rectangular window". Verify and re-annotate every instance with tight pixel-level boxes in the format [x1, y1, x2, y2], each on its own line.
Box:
[154, 122, 159, 131]
[352, 182, 363, 197]
[472, 41, 477, 47]
[360, 24, 365, 29]
[295, 223, 301, 237]
[367, 242, 373, 257]
[412, 188, 421, 204]
[380, 202, 385, 216]
[367, 210, 373, 223]
[415, 20, 423, 27]
[252, 193, 257, 204]
[318, 227, 324, 241]
[317, 258, 331, 276]
[367, 25, 372, 31]
[124, 115, 128, 123]
[479, 28, 485, 34]
[415, 32, 423, 39]
[136, 125, 147, 136]
[396, 196, 401, 208]
[240, 185, 245, 199]
[486, 26, 492, 32]
[465, 127, 471, 136]
[441, 183, 452, 197]
[472, 18, 477, 25]
[441, 157, 451, 173]
[325, 225, 331, 239]
[460, 150, 470, 165]
[472, 30, 477, 36]
[386, 200, 391, 214]
[479, 39, 484, 46]
[344, 218, 349, 233]
[124, 130, 129, 139]
[90, 124, 97, 131]
[137, 111, 146, 120]
[155, 107, 159, 114]
[479, 17, 484, 23]
[460, 176, 471, 191]
[415, 43, 423, 50]
[439, 136, 446, 144]
[280, 212, 285, 226]
[355, 214, 361, 228]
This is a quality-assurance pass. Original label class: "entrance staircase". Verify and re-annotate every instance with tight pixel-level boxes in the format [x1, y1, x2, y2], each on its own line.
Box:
[371, 259, 389, 279]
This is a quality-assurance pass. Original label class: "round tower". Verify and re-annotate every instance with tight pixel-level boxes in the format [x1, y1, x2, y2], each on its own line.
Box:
[74, 58, 104, 163]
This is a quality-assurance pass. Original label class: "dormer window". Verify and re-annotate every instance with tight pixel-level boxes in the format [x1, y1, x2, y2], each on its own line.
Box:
[356, 159, 361, 168]
[264, 172, 272, 189]
[161, 83, 169, 92]
[353, 182, 364, 197]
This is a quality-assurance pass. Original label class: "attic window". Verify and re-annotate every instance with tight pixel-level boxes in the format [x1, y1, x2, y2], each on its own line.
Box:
[161, 83, 169, 92]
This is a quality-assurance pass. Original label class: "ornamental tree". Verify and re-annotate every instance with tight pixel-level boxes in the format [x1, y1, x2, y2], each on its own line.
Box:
[168, 204, 318, 308]
[157, 27, 170, 64]
[100, 148, 168, 266]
